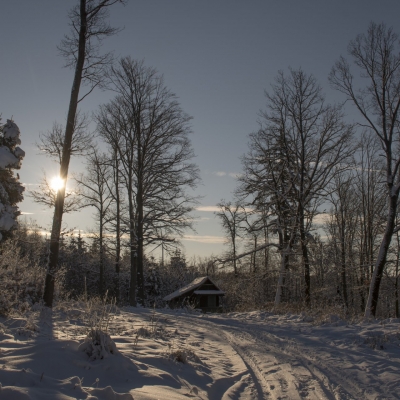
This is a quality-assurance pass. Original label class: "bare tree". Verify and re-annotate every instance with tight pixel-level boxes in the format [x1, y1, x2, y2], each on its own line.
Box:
[326, 171, 359, 309]
[74, 147, 114, 296]
[43, 0, 125, 307]
[354, 133, 386, 310]
[240, 69, 354, 306]
[215, 200, 244, 277]
[106, 146, 124, 301]
[239, 208, 264, 274]
[388, 216, 400, 317]
[330, 22, 400, 317]
[36, 114, 92, 164]
[96, 57, 199, 306]
[239, 127, 297, 303]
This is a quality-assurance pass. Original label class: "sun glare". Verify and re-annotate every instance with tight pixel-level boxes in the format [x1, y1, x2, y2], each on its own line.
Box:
[50, 176, 65, 191]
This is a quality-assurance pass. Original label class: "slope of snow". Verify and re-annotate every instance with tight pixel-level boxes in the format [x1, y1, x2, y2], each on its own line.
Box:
[0, 306, 399, 399]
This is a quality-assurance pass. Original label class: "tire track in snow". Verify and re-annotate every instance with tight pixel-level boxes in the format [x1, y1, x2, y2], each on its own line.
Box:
[259, 329, 373, 399]
[180, 314, 361, 399]
[176, 314, 271, 399]
[221, 327, 307, 399]
[222, 329, 271, 399]
[180, 315, 317, 399]
[177, 312, 399, 399]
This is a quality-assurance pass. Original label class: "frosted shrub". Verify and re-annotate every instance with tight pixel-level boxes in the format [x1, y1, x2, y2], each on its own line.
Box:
[166, 343, 200, 364]
[79, 329, 119, 360]
[0, 238, 45, 315]
[79, 293, 119, 360]
[136, 307, 169, 339]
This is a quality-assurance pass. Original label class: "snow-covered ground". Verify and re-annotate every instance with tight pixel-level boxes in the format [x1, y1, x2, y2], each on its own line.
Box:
[0, 304, 399, 399]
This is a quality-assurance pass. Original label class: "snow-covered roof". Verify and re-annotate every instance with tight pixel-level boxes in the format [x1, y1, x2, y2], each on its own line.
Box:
[163, 276, 224, 301]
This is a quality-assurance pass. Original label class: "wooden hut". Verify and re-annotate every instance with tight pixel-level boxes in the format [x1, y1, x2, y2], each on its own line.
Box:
[163, 276, 224, 312]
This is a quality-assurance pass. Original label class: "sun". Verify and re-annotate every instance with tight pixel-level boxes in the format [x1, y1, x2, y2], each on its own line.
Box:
[50, 176, 65, 191]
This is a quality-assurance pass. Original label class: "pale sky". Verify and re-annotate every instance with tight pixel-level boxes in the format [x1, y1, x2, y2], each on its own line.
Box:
[2, 1, 400, 259]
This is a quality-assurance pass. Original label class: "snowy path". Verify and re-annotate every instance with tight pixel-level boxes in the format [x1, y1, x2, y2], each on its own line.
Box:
[0, 307, 399, 399]
[167, 311, 400, 399]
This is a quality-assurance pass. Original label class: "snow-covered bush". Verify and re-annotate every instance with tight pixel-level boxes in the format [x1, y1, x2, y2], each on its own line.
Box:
[79, 294, 119, 360]
[166, 343, 201, 364]
[79, 329, 119, 360]
[0, 236, 45, 316]
[0, 119, 25, 241]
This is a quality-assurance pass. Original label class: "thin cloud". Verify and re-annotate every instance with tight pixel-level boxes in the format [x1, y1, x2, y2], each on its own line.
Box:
[214, 171, 226, 177]
[196, 206, 221, 212]
[196, 205, 254, 213]
[212, 171, 241, 178]
[312, 213, 330, 225]
[183, 235, 226, 244]
[192, 217, 211, 222]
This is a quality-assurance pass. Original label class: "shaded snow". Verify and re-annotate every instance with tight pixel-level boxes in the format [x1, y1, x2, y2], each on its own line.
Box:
[0, 306, 399, 399]
[14, 147, 25, 159]
[0, 205, 18, 231]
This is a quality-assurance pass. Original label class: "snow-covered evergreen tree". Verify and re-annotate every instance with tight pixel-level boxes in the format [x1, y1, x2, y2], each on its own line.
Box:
[0, 119, 25, 241]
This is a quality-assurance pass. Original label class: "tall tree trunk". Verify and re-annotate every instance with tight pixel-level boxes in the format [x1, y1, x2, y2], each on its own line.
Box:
[395, 275, 399, 319]
[275, 248, 290, 304]
[136, 127, 145, 305]
[136, 180, 145, 304]
[340, 210, 348, 308]
[99, 203, 104, 297]
[233, 235, 237, 277]
[365, 193, 398, 317]
[128, 180, 137, 306]
[264, 218, 269, 271]
[114, 151, 121, 302]
[253, 236, 257, 273]
[395, 232, 400, 318]
[300, 216, 311, 307]
[275, 229, 291, 304]
[43, 0, 87, 307]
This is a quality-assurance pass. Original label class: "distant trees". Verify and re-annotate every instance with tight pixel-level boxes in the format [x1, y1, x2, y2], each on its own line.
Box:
[96, 57, 199, 306]
[0, 119, 25, 241]
[43, 0, 125, 307]
[330, 22, 400, 317]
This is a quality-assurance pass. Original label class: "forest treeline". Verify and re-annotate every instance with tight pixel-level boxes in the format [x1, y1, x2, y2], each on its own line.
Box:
[0, 1, 399, 319]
